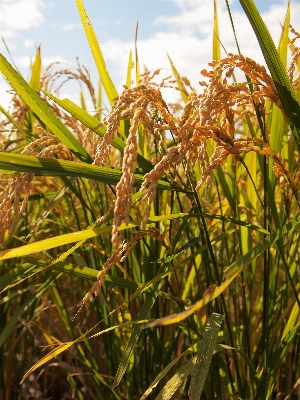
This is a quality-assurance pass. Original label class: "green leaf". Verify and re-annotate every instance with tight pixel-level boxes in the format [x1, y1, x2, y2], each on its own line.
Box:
[0, 105, 31, 142]
[268, 1, 290, 190]
[224, 214, 300, 280]
[155, 229, 236, 264]
[51, 262, 139, 291]
[213, 0, 221, 62]
[144, 215, 300, 328]
[239, 0, 300, 153]
[154, 334, 225, 400]
[141, 341, 224, 400]
[257, 322, 300, 399]
[281, 293, 300, 341]
[130, 230, 236, 304]
[0, 152, 185, 194]
[189, 313, 224, 400]
[126, 49, 134, 89]
[0, 54, 91, 163]
[76, 0, 118, 106]
[0, 263, 43, 291]
[0, 272, 61, 348]
[0, 214, 206, 261]
[167, 54, 189, 103]
[112, 264, 168, 389]
[134, 22, 141, 86]
[29, 46, 41, 91]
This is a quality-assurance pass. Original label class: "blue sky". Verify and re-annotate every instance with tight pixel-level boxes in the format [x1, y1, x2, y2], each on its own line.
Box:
[1, 0, 299, 111]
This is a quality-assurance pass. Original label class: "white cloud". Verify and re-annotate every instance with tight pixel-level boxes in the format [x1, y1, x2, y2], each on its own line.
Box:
[154, 0, 298, 59]
[1, 0, 299, 113]
[155, 0, 217, 37]
[24, 39, 36, 48]
[62, 24, 78, 32]
[0, 0, 45, 31]
[99, 33, 212, 105]
[95, 0, 300, 107]
[17, 55, 67, 68]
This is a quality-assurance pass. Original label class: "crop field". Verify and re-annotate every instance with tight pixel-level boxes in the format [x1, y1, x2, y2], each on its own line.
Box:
[0, 0, 300, 399]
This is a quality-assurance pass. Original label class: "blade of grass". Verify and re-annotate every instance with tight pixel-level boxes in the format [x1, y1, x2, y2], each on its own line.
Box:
[97, 79, 102, 122]
[126, 49, 134, 89]
[281, 293, 300, 341]
[256, 322, 300, 400]
[0, 211, 269, 261]
[112, 264, 168, 389]
[0, 271, 61, 348]
[20, 319, 148, 385]
[0, 263, 44, 291]
[26, 177, 78, 239]
[21, 257, 139, 290]
[0, 54, 91, 163]
[25, 46, 42, 132]
[0, 152, 183, 192]
[76, 0, 118, 106]
[129, 230, 236, 304]
[213, 0, 221, 62]
[28, 46, 41, 91]
[135, 21, 141, 86]
[189, 313, 223, 400]
[154, 342, 226, 400]
[239, 0, 300, 152]
[144, 214, 300, 327]
[268, 1, 290, 191]
[141, 341, 228, 400]
[167, 54, 189, 103]
[0, 105, 31, 142]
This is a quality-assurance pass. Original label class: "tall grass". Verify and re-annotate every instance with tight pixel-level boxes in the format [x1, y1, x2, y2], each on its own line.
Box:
[0, 0, 300, 399]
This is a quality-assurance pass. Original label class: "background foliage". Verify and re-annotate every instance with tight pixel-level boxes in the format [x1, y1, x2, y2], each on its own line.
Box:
[0, 0, 300, 398]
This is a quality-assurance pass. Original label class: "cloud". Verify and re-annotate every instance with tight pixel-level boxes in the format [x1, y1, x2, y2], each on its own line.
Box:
[154, 0, 299, 59]
[0, 0, 45, 31]
[100, 0, 299, 108]
[94, 0, 300, 107]
[1, 0, 299, 112]
[99, 33, 213, 105]
[17, 55, 67, 68]
[24, 39, 36, 48]
[62, 24, 79, 32]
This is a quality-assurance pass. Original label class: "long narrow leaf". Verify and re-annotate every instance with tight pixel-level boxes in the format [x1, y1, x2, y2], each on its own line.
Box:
[239, 0, 300, 152]
[0, 212, 269, 262]
[21, 257, 139, 290]
[0, 152, 183, 192]
[28, 46, 41, 91]
[0, 54, 91, 163]
[167, 54, 189, 103]
[0, 105, 31, 142]
[126, 49, 134, 89]
[213, 0, 221, 62]
[268, 2, 290, 190]
[189, 313, 223, 400]
[0, 272, 61, 348]
[112, 265, 168, 389]
[145, 214, 300, 327]
[76, 0, 118, 106]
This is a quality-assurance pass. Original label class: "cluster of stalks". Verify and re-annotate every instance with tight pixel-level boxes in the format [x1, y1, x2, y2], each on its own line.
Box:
[1, 34, 300, 301]
[92, 53, 299, 253]
[1, 8, 300, 398]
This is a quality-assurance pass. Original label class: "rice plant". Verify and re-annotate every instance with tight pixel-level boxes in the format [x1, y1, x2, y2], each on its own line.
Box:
[0, 0, 299, 398]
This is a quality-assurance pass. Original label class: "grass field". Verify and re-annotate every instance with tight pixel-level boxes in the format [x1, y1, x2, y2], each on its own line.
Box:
[0, 0, 300, 398]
